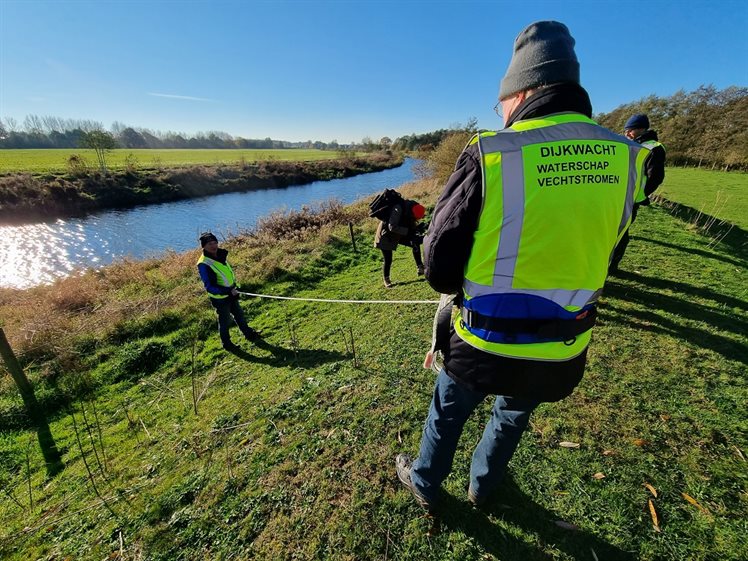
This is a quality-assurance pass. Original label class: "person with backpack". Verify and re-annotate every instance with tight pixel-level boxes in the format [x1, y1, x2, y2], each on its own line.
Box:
[371, 191, 426, 288]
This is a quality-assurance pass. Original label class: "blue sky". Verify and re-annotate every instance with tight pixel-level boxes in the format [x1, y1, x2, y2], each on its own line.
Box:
[1, 0, 746, 143]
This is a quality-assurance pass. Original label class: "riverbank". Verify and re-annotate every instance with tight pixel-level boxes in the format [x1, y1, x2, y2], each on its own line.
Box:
[0, 152, 403, 223]
[0, 170, 745, 560]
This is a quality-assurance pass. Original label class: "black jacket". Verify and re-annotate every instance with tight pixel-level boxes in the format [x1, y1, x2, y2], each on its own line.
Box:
[374, 202, 419, 251]
[424, 84, 602, 402]
[635, 130, 666, 197]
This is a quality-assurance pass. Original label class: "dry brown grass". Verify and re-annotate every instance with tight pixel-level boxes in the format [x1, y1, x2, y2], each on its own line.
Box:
[0, 175, 443, 367]
[0, 249, 198, 359]
[245, 199, 355, 243]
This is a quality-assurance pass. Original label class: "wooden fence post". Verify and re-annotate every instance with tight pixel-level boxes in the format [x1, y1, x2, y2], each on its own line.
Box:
[0, 328, 63, 476]
[348, 222, 357, 253]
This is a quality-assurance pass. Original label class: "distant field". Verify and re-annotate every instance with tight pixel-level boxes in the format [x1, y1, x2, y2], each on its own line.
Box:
[658, 167, 748, 229]
[0, 148, 352, 173]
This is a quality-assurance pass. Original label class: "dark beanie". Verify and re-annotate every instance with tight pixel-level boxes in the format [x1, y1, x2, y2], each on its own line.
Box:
[624, 113, 650, 130]
[499, 21, 580, 100]
[199, 232, 218, 247]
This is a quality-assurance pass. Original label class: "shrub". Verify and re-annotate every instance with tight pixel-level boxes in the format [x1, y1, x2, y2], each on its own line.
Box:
[418, 131, 474, 183]
[66, 154, 88, 176]
[124, 153, 139, 173]
[250, 200, 352, 242]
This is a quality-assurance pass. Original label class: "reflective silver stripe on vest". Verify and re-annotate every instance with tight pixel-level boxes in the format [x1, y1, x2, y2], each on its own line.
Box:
[200, 257, 231, 286]
[480, 119, 629, 154]
[475, 133, 488, 215]
[464, 280, 603, 309]
[618, 147, 641, 236]
[495, 145, 524, 285]
[641, 140, 662, 150]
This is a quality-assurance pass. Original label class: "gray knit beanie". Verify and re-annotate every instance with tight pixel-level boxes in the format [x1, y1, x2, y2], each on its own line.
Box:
[499, 21, 580, 100]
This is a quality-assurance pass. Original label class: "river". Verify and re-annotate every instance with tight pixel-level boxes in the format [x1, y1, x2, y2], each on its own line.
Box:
[0, 158, 419, 289]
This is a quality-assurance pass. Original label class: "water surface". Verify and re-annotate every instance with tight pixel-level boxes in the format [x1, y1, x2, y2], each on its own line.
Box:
[0, 158, 418, 288]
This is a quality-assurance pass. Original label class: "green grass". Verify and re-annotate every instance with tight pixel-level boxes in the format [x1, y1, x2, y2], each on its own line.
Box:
[658, 167, 748, 229]
[0, 148, 356, 173]
[0, 171, 746, 560]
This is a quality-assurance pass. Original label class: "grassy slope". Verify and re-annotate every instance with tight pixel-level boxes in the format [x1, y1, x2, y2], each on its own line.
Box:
[657, 167, 748, 229]
[0, 149, 355, 174]
[0, 175, 746, 561]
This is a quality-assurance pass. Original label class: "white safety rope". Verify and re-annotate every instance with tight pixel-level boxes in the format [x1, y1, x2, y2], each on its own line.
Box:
[237, 290, 439, 304]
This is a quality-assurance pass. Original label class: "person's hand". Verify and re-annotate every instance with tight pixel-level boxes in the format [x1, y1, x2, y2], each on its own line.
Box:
[423, 351, 435, 369]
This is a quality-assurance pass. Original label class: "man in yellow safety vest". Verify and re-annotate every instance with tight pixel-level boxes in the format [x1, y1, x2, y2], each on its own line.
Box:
[395, 21, 649, 511]
[609, 113, 667, 273]
[197, 232, 259, 352]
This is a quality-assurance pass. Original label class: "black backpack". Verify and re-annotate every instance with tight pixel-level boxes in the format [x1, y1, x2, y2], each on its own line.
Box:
[368, 189, 404, 221]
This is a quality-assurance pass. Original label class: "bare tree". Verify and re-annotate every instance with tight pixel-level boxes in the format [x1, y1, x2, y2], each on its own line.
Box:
[23, 114, 44, 134]
[42, 115, 64, 133]
[110, 121, 127, 136]
[4, 116, 19, 132]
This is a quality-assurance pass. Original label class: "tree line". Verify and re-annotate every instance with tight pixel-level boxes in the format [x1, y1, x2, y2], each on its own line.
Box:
[594, 85, 747, 171]
[392, 118, 478, 152]
[0, 113, 440, 154]
[3, 85, 745, 170]
[0, 122, 341, 151]
[398, 86, 747, 171]
[0, 117, 363, 151]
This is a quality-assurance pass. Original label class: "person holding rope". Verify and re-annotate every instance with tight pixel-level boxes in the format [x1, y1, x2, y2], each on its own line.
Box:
[197, 232, 260, 352]
[374, 197, 427, 288]
[395, 20, 648, 511]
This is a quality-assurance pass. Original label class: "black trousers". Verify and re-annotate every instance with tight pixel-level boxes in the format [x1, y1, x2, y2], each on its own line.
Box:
[610, 203, 640, 270]
[210, 297, 254, 346]
[381, 245, 423, 279]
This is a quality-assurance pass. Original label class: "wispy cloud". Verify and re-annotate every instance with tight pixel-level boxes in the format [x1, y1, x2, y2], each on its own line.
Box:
[148, 92, 215, 102]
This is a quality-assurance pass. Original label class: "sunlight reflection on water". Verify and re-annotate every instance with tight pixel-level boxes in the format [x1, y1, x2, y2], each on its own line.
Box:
[0, 159, 417, 288]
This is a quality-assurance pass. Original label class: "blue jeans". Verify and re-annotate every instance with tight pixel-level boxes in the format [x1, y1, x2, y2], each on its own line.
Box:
[210, 297, 253, 346]
[410, 369, 539, 502]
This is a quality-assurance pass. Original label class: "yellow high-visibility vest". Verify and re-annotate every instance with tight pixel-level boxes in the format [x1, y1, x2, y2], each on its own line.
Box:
[641, 139, 665, 152]
[455, 113, 648, 361]
[197, 255, 236, 299]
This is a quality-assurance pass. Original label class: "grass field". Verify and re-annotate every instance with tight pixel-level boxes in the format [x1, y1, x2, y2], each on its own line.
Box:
[0, 149, 354, 173]
[0, 171, 745, 560]
[657, 167, 748, 229]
